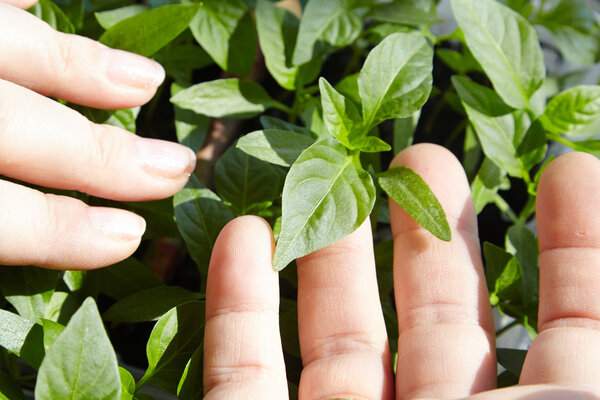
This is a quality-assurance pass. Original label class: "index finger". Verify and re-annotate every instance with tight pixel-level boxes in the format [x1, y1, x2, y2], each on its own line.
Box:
[0, 3, 164, 109]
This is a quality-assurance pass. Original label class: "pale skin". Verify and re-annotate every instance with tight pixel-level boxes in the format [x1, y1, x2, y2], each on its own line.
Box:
[2, 1, 600, 399]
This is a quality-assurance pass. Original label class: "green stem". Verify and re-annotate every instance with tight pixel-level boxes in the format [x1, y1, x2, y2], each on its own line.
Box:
[494, 194, 519, 224]
[496, 320, 519, 338]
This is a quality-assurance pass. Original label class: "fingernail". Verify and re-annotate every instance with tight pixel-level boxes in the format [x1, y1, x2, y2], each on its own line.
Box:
[101, 46, 165, 89]
[135, 138, 196, 179]
[88, 208, 146, 241]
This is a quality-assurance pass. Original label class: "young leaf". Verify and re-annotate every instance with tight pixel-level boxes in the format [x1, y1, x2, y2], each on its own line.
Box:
[506, 224, 539, 307]
[454, 76, 540, 178]
[319, 78, 363, 147]
[393, 111, 420, 155]
[451, 76, 514, 117]
[35, 298, 120, 400]
[483, 242, 522, 305]
[102, 287, 201, 323]
[0, 266, 58, 323]
[539, 85, 600, 139]
[170, 79, 281, 119]
[215, 146, 283, 215]
[174, 175, 234, 270]
[378, 166, 451, 241]
[41, 319, 64, 353]
[118, 368, 135, 400]
[256, 0, 322, 90]
[471, 158, 510, 214]
[237, 129, 315, 167]
[357, 32, 433, 127]
[94, 5, 149, 30]
[190, 0, 256, 77]
[450, 0, 545, 109]
[273, 138, 376, 271]
[100, 4, 199, 57]
[292, 0, 362, 66]
[140, 301, 205, 394]
[0, 310, 44, 369]
[176, 345, 203, 400]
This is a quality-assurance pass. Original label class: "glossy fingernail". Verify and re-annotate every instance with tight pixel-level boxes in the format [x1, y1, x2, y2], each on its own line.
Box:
[135, 138, 196, 179]
[102, 46, 165, 89]
[88, 208, 146, 241]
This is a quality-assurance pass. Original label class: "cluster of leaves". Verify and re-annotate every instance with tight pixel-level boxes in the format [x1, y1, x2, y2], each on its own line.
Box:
[2, 0, 600, 398]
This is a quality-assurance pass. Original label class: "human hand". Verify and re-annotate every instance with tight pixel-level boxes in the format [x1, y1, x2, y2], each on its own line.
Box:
[0, 1, 195, 269]
[202, 143, 600, 399]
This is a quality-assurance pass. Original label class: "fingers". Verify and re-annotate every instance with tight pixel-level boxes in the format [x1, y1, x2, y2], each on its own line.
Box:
[0, 179, 145, 269]
[296, 220, 394, 400]
[203, 217, 288, 399]
[0, 79, 195, 201]
[390, 144, 496, 399]
[520, 152, 600, 386]
[0, 2, 163, 109]
[1, 0, 37, 9]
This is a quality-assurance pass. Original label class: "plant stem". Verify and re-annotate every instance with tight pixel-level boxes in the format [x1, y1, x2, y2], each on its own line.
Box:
[496, 320, 519, 338]
[494, 194, 519, 224]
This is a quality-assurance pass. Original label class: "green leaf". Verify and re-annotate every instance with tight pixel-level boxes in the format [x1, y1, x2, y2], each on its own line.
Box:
[454, 76, 545, 178]
[102, 287, 201, 323]
[174, 175, 234, 271]
[273, 138, 376, 271]
[368, 2, 441, 26]
[506, 224, 539, 307]
[535, 0, 598, 66]
[41, 319, 64, 353]
[215, 146, 284, 215]
[119, 368, 135, 400]
[237, 129, 315, 167]
[320, 77, 391, 152]
[156, 42, 213, 84]
[95, 5, 148, 30]
[539, 85, 600, 139]
[172, 83, 210, 153]
[260, 116, 312, 136]
[97, 257, 164, 301]
[0, 310, 44, 369]
[176, 345, 203, 400]
[190, 0, 256, 76]
[140, 301, 205, 394]
[450, 0, 545, 109]
[0, 266, 58, 323]
[256, 0, 322, 90]
[100, 4, 199, 57]
[292, 0, 362, 66]
[496, 348, 527, 377]
[471, 158, 510, 214]
[77, 107, 140, 134]
[0, 370, 26, 400]
[29, 0, 75, 33]
[378, 166, 451, 241]
[170, 79, 280, 119]
[358, 32, 433, 127]
[451, 76, 514, 117]
[393, 111, 420, 155]
[483, 242, 522, 305]
[35, 298, 120, 400]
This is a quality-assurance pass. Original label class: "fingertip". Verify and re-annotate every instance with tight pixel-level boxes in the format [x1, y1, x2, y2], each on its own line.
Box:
[537, 151, 600, 252]
[389, 143, 477, 237]
[207, 216, 277, 318]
